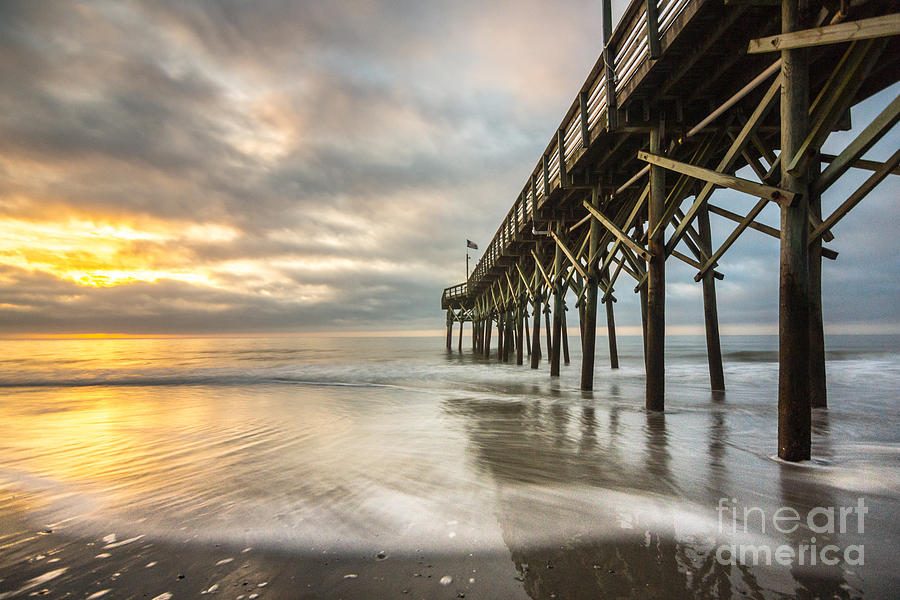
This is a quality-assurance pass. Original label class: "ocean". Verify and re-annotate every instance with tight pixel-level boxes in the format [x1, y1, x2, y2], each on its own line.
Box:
[0, 334, 898, 599]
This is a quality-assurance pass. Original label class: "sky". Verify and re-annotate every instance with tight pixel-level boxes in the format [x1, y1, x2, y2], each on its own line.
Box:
[0, 0, 897, 336]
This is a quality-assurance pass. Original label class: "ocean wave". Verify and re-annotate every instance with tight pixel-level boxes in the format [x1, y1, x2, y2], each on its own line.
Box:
[0, 373, 389, 389]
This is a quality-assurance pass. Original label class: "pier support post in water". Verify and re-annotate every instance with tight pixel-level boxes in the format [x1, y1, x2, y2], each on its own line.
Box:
[497, 312, 504, 362]
[646, 118, 666, 411]
[516, 304, 525, 365]
[698, 204, 725, 391]
[581, 186, 600, 390]
[809, 158, 827, 408]
[602, 251, 619, 369]
[531, 295, 542, 369]
[562, 303, 570, 366]
[484, 316, 492, 358]
[503, 310, 516, 362]
[524, 308, 531, 358]
[636, 220, 649, 370]
[446, 314, 453, 351]
[551, 222, 564, 377]
[605, 297, 619, 369]
[544, 302, 552, 360]
[778, 0, 811, 461]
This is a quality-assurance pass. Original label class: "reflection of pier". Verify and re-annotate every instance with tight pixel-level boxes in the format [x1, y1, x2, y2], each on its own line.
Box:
[441, 0, 900, 461]
[443, 397, 854, 599]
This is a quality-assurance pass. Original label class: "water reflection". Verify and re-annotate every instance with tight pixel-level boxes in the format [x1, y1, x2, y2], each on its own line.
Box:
[443, 395, 858, 599]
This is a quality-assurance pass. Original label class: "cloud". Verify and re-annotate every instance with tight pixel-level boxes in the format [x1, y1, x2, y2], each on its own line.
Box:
[0, 0, 897, 334]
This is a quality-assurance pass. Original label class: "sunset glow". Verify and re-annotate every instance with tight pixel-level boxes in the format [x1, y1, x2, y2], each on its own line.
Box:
[0, 0, 896, 336]
[0, 218, 235, 287]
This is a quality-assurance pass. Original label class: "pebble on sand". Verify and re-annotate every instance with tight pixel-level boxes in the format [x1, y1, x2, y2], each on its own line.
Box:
[439, 575, 453, 586]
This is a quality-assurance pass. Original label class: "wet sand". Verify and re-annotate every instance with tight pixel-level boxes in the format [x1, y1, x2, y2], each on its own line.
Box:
[1, 500, 518, 600]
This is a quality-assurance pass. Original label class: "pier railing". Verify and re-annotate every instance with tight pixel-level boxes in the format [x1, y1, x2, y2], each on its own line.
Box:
[441, 282, 468, 309]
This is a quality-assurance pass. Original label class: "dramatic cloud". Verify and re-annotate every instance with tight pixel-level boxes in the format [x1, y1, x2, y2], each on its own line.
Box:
[0, 1, 896, 334]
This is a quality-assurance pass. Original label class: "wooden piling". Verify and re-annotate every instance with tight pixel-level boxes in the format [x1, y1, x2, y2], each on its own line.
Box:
[475, 316, 482, 354]
[635, 221, 649, 370]
[544, 303, 552, 358]
[602, 254, 619, 369]
[578, 302, 585, 350]
[476, 317, 483, 353]
[562, 305, 570, 366]
[551, 224, 564, 377]
[698, 204, 725, 391]
[531, 296, 542, 369]
[582, 187, 600, 390]
[505, 311, 514, 363]
[524, 309, 531, 358]
[516, 306, 525, 365]
[646, 120, 666, 411]
[458, 316, 464, 352]
[809, 158, 827, 408]
[497, 313, 504, 362]
[484, 317, 492, 358]
[446, 317, 453, 350]
[778, 0, 811, 461]
[605, 298, 619, 369]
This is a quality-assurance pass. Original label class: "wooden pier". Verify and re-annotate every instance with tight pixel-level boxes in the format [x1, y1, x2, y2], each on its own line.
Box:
[442, 0, 900, 462]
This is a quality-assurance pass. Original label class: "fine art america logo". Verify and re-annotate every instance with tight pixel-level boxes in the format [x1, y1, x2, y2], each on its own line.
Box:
[714, 498, 867, 566]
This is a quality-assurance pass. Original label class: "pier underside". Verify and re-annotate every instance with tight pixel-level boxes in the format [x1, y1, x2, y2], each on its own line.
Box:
[442, 0, 900, 461]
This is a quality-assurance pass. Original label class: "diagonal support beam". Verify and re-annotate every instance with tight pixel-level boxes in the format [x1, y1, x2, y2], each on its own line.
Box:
[748, 13, 900, 53]
[531, 249, 553, 289]
[694, 196, 769, 280]
[810, 146, 900, 243]
[671, 249, 725, 280]
[638, 151, 795, 205]
[602, 256, 626, 303]
[595, 184, 650, 271]
[819, 153, 900, 176]
[583, 200, 652, 261]
[550, 231, 588, 280]
[813, 93, 900, 196]
[707, 203, 838, 260]
[515, 263, 535, 300]
[786, 38, 883, 176]
[505, 271, 518, 305]
[649, 134, 721, 247]
[665, 74, 783, 257]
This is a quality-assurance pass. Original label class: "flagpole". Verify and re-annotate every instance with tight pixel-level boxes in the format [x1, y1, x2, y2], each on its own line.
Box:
[466, 252, 470, 280]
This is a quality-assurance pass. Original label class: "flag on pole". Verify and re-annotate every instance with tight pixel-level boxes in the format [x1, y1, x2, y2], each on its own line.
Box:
[466, 239, 478, 250]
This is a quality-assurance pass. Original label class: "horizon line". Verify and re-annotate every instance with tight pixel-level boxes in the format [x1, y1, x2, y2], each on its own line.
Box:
[3, 323, 900, 340]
